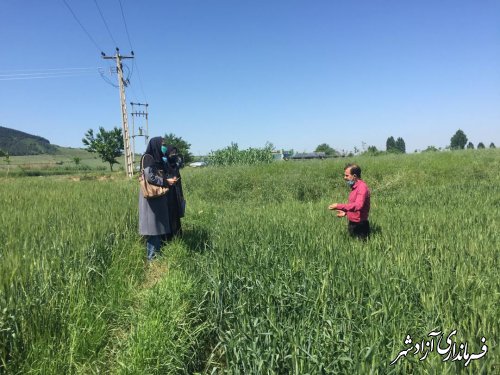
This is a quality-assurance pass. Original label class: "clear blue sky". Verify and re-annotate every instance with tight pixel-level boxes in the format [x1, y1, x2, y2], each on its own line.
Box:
[1, 0, 499, 155]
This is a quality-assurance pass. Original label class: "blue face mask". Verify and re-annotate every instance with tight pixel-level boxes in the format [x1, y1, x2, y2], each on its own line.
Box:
[161, 145, 168, 155]
[162, 157, 168, 163]
[346, 180, 355, 187]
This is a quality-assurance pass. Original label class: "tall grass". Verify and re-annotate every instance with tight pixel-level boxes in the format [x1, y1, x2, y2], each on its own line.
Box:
[1, 149, 499, 373]
[185, 149, 499, 373]
[0, 177, 144, 373]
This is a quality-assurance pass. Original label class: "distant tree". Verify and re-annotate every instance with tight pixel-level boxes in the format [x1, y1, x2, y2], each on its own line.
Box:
[315, 143, 337, 156]
[4, 152, 10, 177]
[423, 146, 439, 152]
[395, 137, 406, 153]
[163, 133, 194, 164]
[362, 145, 381, 156]
[0, 149, 5, 157]
[361, 142, 367, 152]
[477, 142, 485, 149]
[466, 142, 474, 149]
[450, 129, 468, 149]
[73, 157, 81, 165]
[82, 127, 123, 171]
[386, 136, 397, 152]
[489, 142, 496, 149]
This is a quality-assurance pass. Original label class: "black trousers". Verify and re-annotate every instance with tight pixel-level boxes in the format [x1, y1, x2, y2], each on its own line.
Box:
[348, 220, 370, 239]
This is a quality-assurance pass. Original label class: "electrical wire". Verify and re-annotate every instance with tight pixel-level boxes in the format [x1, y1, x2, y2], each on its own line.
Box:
[118, 0, 134, 54]
[61, 0, 104, 54]
[98, 67, 119, 88]
[59, 0, 147, 100]
[0, 67, 98, 74]
[0, 67, 101, 81]
[93, 0, 119, 48]
[132, 61, 148, 103]
[0, 72, 98, 81]
[118, 0, 148, 103]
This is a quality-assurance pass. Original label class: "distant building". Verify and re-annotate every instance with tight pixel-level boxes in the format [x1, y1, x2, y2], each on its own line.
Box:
[272, 150, 295, 160]
[272, 151, 284, 160]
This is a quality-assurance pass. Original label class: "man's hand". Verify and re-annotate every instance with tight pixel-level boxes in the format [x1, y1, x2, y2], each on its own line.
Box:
[328, 203, 338, 210]
[336, 210, 346, 218]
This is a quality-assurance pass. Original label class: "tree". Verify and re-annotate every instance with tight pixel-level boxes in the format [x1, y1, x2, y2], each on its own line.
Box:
[423, 146, 438, 152]
[395, 137, 406, 153]
[386, 136, 396, 152]
[4, 152, 10, 177]
[489, 142, 496, 149]
[450, 129, 467, 149]
[82, 127, 123, 171]
[163, 133, 194, 164]
[0, 149, 5, 157]
[466, 142, 474, 149]
[315, 143, 337, 157]
[362, 145, 381, 156]
[477, 142, 485, 149]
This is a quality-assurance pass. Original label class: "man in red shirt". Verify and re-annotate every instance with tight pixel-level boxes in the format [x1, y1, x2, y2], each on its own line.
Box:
[328, 163, 371, 239]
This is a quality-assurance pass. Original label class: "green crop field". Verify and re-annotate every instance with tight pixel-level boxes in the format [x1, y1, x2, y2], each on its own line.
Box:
[1, 149, 499, 374]
[0, 147, 142, 177]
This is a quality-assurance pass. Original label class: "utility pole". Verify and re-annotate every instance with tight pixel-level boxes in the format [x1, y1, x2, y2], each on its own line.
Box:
[102, 48, 134, 178]
[130, 102, 149, 168]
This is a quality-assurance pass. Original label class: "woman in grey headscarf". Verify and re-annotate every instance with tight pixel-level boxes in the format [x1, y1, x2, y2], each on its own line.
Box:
[138, 137, 177, 260]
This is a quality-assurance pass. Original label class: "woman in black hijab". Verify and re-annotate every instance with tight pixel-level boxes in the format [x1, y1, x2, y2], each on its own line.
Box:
[138, 137, 177, 260]
[163, 145, 185, 239]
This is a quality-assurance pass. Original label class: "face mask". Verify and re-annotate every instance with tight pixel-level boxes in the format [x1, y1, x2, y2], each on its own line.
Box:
[162, 157, 167, 163]
[346, 180, 355, 187]
[161, 145, 168, 155]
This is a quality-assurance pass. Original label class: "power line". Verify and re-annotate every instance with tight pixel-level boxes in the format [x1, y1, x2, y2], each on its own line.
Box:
[98, 67, 119, 88]
[0, 67, 98, 74]
[0, 72, 98, 81]
[0, 67, 101, 80]
[132, 61, 148, 103]
[117, 0, 135, 85]
[93, 0, 119, 48]
[118, 0, 134, 53]
[61, 0, 104, 54]
[60, 0, 148, 112]
[117, 0, 148, 103]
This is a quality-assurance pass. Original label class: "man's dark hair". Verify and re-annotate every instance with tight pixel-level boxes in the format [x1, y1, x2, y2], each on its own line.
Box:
[345, 163, 361, 178]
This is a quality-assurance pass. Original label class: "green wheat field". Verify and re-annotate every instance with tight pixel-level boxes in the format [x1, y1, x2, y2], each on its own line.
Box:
[1, 149, 499, 374]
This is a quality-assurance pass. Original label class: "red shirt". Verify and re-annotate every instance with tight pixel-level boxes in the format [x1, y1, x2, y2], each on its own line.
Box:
[336, 179, 370, 222]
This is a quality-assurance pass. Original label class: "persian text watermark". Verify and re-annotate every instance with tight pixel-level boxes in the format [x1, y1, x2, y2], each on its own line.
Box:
[390, 330, 488, 367]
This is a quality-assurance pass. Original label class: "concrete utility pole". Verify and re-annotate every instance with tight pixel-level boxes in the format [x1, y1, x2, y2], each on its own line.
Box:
[130, 102, 149, 168]
[103, 48, 134, 178]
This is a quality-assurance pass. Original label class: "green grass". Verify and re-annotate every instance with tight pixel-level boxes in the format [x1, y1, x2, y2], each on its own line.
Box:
[0, 146, 143, 176]
[1, 149, 499, 374]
